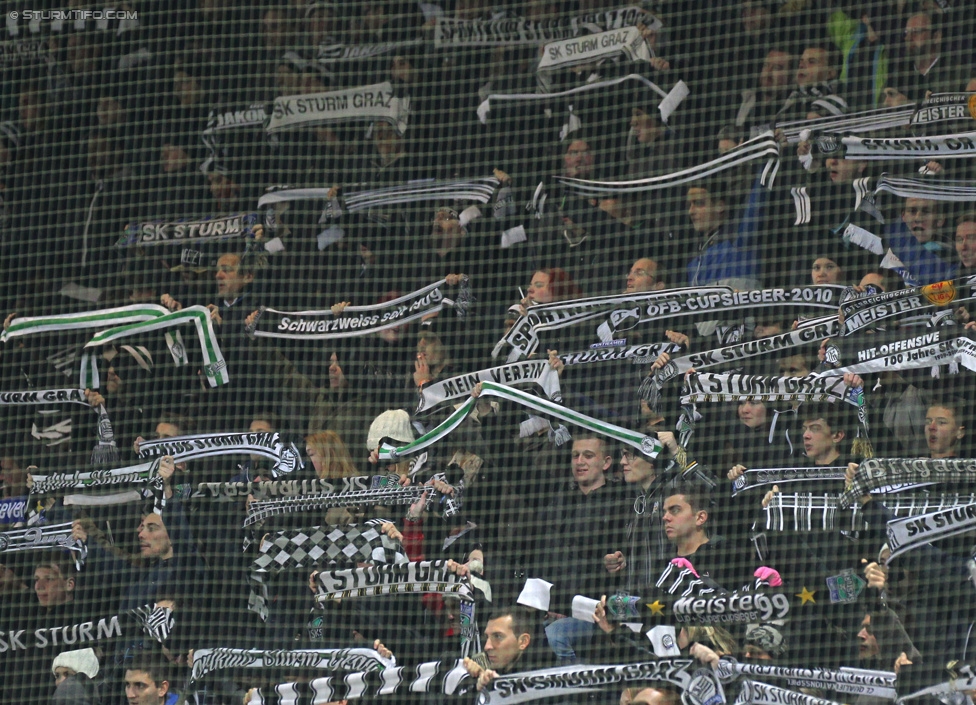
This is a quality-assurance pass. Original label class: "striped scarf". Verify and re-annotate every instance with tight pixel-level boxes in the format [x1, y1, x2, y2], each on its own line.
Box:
[313, 559, 472, 604]
[416, 359, 562, 414]
[715, 660, 895, 699]
[0, 522, 86, 566]
[765, 491, 976, 531]
[377, 381, 662, 462]
[777, 105, 915, 144]
[190, 647, 396, 683]
[887, 502, 976, 561]
[840, 457, 976, 509]
[841, 131, 976, 160]
[556, 131, 780, 196]
[85, 305, 228, 387]
[734, 680, 844, 705]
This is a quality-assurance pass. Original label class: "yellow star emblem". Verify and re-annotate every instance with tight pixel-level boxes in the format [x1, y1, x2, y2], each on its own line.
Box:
[646, 600, 666, 616]
[796, 587, 816, 605]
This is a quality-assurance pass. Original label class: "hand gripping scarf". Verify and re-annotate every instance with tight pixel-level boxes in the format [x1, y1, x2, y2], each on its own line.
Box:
[29, 458, 165, 513]
[246, 277, 470, 341]
[0, 522, 86, 567]
[247, 519, 408, 622]
[729, 467, 850, 497]
[138, 432, 303, 477]
[839, 458, 976, 509]
[776, 104, 916, 144]
[896, 662, 976, 705]
[85, 305, 228, 387]
[190, 647, 396, 683]
[713, 659, 896, 700]
[377, 381, 662, 462]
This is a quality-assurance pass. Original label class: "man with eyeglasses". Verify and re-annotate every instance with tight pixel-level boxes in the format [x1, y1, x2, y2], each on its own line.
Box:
[893, 11, 967, 101]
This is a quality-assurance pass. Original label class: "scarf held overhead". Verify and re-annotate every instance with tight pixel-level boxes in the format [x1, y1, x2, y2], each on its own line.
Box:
[117, 213, 261, 247]
[190, 647, 395, 683]
[416, 359, 562, 414]
[247, 278, 469, 341]
[139, 432, 303, 476]
[314, 559, 471, 603]
[266, 82, 409, 135]
[839, 457, 976, 509]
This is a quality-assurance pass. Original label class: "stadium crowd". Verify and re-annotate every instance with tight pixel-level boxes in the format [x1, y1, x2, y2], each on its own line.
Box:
[0, 0, 975, 703]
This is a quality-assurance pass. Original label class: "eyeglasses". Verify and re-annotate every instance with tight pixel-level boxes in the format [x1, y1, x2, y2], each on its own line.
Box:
[620, 450, 635, 462]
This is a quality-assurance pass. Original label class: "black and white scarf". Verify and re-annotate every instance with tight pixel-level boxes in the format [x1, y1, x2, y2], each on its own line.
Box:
[200, 103, 271, 174]
[560, 341, 682, 368]
[896, 663, 976, 705]
[734, 679, 843, 705]
[248, 520, 408, 622]
[765, 491, 976, 531]
[838, 278, 973, 336]
[730, 467, 849, 497]
[378, 381, 662, 462]
[0, 604, 172, 655]
[246, 277, 469, 341]
[714, 659, 896, 699]
[820, 328, 976, 378]
[117, 212, 262, 248]
[910, 93, 976, 127]
[0, 522, 86, 565]
[840, 457, 976, 509]
[435, 6, 653, 47]
[680, 373, 857, 406]
[138, 432, 303, 476]
[777, 105, 916, 144]
[190, 647, 395, 683]
[316, 39, 423, 64]
[0, 388, 90, 407]
[314, 559, 472, 604]
[536, 26, 651, 73]
[841, 131, 976, 160]
[29, 459, 165, 512]
[643, 315, 840, 410]
[887, 502, 976, 561]
[258, 176, 500, 219]
[242, 476, 457, 527]
[856, 174, 976, 226]
[242, 658, 472, 704]
[478, 73, 673, 125]
[193, 476, 396, 501]
[266, 82, 409, 135]
[557, 131, 781, 196]
[482, 659, 724, 705]
[416, 359, 562, 414]
[494, 286, 732, 361]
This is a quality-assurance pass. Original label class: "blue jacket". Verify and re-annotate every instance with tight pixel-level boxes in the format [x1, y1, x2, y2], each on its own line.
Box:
[885, 221, 958, 286]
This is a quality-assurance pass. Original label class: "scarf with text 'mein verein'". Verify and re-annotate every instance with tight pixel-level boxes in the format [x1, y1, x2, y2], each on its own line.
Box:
[246, 277, 469, 341]
[416, 359, 562, 414]
[189, 647, 396, 683]
[247, 519, 408, 622]
[764, 491, 976, 532]
[266, 81, 409, 135]
[713, 658, 896, 699]
[377, 381, 662, 462]
[138, 432, 303, 477]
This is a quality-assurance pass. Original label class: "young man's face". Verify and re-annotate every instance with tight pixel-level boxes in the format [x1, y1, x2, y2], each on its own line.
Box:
[858, 614, 880, 660]
[662, 494, 704, 544]
[33, 566, 74, 607]
[686, 188, 726, 234]
[125, 669, 168, 705]
[824, 158, 865, 184]
[571, 439, 610, 491]
[137, 514, 174, 560]
[563, 139, 594, 178]
[926, 405, 964, 457]
[759, 50, 792, 94]
[956, 221, 976, 268]
[483, 615, 528, 670]
[215, 253, 253, 300]
[620, 449, 654, 487]
[802, 418, 843, 464]
[902, 198, 944, 244]
[796, 48, 834, 87]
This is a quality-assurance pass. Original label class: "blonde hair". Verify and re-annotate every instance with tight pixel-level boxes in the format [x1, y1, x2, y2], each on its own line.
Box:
[684, 625, 737, 656]
[305, 430, 358, 480]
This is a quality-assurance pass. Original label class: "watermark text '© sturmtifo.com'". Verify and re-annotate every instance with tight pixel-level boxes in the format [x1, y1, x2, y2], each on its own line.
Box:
[8, 9, 138, 21]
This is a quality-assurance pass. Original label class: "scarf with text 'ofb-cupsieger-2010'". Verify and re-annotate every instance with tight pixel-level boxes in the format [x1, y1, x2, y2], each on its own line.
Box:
[246, 277, 469, 341]
[138, 432, 303, 477]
